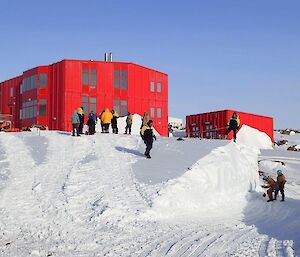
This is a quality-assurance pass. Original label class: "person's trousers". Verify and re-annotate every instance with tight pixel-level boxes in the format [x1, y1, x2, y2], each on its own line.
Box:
[267, 188, 274, 200]
[112, 126, 118, 134]
[125, 124, 132, 134]
[103, 123, 110, 133]
[145, 141, 153, 156]
[275, 188, 285, 200]
[72, 123, 79, 136]
[225, 127, 237, 140]
[79, 122, 84, 134]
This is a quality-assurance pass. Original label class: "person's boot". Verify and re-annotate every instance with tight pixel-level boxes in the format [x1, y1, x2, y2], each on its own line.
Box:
[281, 194, 285, 202]
[146, 154, 151, 159]
[267, 199, 273, 202]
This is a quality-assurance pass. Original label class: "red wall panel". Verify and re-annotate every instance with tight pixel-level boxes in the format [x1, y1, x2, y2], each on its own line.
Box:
[186, 110, 274, 142]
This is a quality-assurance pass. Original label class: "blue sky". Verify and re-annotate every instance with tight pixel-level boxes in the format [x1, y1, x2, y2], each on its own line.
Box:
[0, 0, 299, 128]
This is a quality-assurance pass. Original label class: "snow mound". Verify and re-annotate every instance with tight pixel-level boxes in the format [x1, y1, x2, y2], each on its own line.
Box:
[146, 142, 261, 221]
[145, 125, 275, 221]
[236, 125, 273, 150]
[95, 114, 159, 136]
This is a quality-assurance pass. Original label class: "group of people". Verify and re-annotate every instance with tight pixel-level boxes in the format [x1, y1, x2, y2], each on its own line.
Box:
[71, 108, 156, 159]
[262, 169, 286, 202]
[71, 107, 134, 136]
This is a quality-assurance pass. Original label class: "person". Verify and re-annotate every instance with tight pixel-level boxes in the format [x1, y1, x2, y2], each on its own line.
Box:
[262, 175, 278, 202]
[225, 112, 240, 142]
[77, 107, 85, 134]
[87, 111, 97, 135]
[111, 110, 119, 134]
[141, 112, 150, 129]
[99, 110, 105, 133]
[140, 120, 156, 159]
[71, 110, 80, 136]
[274, 169, 286, 201]
[124, 112, 133, 134]
[101, 108, 113, 133]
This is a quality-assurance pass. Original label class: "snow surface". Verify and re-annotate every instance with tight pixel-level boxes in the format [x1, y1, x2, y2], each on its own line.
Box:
[0, 125, 299, 256]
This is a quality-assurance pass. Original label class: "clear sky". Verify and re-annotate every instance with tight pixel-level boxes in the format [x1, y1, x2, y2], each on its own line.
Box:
[0, 0, 299, 129]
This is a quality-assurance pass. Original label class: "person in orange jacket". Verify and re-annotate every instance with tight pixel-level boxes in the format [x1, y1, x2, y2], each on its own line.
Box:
[262, 175, 278, 202]
[274, 169, 286, 201]
[101, 108, 113, 133]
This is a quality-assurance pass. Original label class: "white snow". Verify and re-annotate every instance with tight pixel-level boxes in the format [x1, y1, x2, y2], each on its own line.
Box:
[236, 124, 273, 149]
[0, 124, 299, 256]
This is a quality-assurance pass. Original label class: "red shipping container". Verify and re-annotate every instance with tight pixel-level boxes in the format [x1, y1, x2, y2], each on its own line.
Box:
[186, 110, 274, 142]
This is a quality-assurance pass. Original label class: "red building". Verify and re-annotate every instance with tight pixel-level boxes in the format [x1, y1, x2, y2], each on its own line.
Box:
[186, 110, 274, 141]
[0, 58, 168, 135]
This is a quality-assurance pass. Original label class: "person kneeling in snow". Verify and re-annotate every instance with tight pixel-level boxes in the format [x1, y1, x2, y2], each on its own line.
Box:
[262, 175, 278, 202]
[141, 120, 156, 159]
[274, 169, 286, 201]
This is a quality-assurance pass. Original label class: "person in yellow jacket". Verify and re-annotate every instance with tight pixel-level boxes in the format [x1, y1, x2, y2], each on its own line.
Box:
[225, 112, 240, 142]
[101, 108, 113, 133]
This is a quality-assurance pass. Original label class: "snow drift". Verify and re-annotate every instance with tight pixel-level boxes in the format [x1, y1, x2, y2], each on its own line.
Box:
[236, 125, 273, 149]
[147, 125, 271, 221]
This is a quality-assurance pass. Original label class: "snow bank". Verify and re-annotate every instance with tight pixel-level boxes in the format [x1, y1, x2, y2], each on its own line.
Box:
[95, 114, 159, 136]
[236, 125, 273, 150]
[145, 125, 275, 221]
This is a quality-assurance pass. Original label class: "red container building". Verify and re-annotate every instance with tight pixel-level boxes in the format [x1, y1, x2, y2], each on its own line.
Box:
[0, 58, 168, 136]
[186, 110, 274, 141]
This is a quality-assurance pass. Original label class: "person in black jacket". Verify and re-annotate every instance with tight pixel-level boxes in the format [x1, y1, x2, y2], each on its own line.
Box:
[111, 110, 119, 134]
[140, 120, 156, 159]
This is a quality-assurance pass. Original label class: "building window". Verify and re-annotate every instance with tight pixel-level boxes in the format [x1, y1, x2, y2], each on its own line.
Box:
[113, 99, 127, 116]
[121, 71, 128, 89]
[150, 82, 155, 92]
[90, 69, 97, 87]
[22, 75, 38, 93]
[82, 69, 89, 85]
[40, 74, 47, 88]
[121, 100, 127, 116]
[114, 70, 128, 89]
[157, 82, 161, 92]
[10, 87, 13, 97]
[82, 96, 97, 113]
[114, 71, 120, 88]
[157, 108, 162, 118]
[21, 100, 37, 119]
[150, 107, 155, 118]
[113, 100, 120, 114]
[39, 99, 47, 117]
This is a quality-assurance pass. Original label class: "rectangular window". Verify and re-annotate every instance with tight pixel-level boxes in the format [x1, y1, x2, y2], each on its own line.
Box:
[10, 87, 13, 97]
[39, 106, 46, 116]
[113, 99, 120, 114]
[90, 97, 96, 103]
[157, 108, 162, 118]
[150, 107, 155, 118]
[40, 74, 47, 88]
[150, 81, 155, 92]
[114, 70, 120, 88]
[121, 100, 127, 116]
[121, 71, 128, 89]
[157, 82, 161, 92]
[90, 69, 97, 86]
[82, 69, 89, 85]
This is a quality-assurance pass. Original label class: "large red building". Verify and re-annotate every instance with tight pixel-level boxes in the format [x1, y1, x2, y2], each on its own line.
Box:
[186, 110, 274, 141]
[0, 59, 168, 135]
